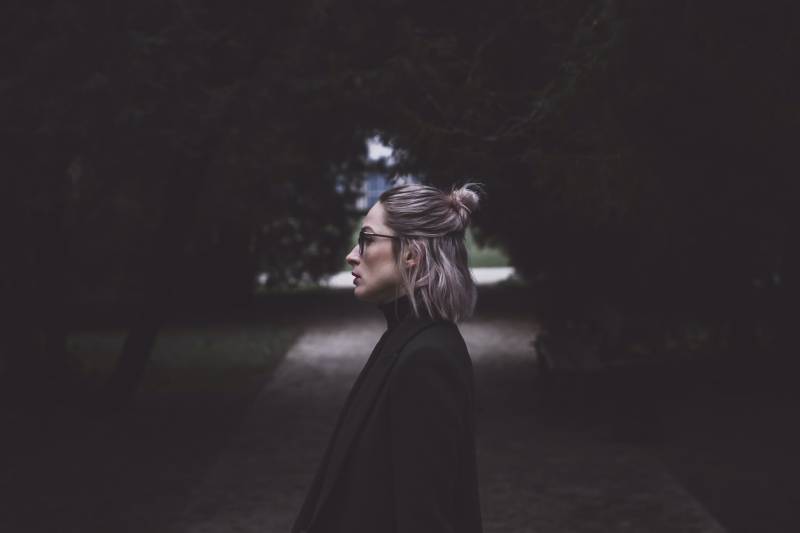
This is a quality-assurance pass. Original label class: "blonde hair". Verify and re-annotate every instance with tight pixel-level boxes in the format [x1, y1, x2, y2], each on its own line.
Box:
[378, 181, 485, 323]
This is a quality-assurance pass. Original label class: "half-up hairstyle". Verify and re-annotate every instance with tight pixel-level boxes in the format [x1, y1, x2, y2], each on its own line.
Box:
[378, 181, 485, 323]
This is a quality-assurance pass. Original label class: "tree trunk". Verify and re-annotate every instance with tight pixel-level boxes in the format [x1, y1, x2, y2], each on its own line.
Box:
[101, 62, 269, 412]
[101, 163, 202, 413]
[1, 151, 81, 411]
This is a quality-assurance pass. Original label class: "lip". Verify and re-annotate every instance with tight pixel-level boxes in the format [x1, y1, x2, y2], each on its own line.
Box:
[351, 272, 361, 278]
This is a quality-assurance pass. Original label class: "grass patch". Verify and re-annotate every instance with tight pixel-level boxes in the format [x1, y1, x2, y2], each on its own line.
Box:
[465, 228, 510, 268]
[67, 322, 303, 395]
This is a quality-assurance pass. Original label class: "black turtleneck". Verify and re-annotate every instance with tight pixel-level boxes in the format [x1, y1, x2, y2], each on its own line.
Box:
[378, 292, 424, 330]
[378, 293, 412, 330]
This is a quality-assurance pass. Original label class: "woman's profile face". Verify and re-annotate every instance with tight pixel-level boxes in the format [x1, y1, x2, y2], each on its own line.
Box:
[345, 201, 406, 304]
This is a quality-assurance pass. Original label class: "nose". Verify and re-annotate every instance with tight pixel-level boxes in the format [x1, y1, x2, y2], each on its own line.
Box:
[346, 243, 360, 267]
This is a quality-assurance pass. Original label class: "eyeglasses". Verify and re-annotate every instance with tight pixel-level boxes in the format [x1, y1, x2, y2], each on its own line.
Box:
[358, 229, 400, 256]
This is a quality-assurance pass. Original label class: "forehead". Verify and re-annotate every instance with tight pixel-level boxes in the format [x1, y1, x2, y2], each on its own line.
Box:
[362, 202, 387, 233]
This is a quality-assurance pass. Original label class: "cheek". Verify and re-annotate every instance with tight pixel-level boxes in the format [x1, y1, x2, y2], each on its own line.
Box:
[373, 262, 401, 285]
[363, 253, 399, 283]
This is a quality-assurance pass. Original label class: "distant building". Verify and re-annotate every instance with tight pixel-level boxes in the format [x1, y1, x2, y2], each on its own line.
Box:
[355, 172, 420, 212]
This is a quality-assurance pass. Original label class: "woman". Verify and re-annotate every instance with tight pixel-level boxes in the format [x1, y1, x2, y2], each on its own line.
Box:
[292, 182, 485, 533]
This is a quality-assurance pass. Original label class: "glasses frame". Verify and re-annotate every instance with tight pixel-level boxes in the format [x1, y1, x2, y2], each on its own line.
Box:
[358, 229, 400, 256]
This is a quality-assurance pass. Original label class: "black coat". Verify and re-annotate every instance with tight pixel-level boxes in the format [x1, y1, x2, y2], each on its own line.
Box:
[292, 312, 483, 533]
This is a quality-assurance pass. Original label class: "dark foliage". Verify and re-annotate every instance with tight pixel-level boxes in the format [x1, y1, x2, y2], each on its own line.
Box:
[2, 0, 798, 404]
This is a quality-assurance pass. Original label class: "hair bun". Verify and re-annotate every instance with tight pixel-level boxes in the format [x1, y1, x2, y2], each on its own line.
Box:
[449, 182, 485, 230]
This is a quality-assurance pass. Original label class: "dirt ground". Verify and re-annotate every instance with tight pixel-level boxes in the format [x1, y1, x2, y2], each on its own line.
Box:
[1, 289, 741, 533]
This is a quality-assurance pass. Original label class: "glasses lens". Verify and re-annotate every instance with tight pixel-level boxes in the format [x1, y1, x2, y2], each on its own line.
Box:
[358, 232, 364, 256]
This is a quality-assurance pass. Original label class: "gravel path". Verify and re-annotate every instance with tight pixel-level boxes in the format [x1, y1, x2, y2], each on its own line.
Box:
[169, 313, 726, 533]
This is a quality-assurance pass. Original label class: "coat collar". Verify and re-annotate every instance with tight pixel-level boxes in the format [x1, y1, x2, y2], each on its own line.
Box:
[308, 314, 442, 527]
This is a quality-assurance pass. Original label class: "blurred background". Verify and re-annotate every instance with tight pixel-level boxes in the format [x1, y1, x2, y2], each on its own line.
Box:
[1, 1, 798, 532]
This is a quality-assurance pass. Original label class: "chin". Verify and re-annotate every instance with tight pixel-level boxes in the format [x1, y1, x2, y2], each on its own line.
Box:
[354, 285, 381, 304]
[353, 285, 370, 301]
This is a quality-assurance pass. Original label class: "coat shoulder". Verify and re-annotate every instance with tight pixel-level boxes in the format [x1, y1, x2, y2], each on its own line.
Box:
[397, 320, 470, 369]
